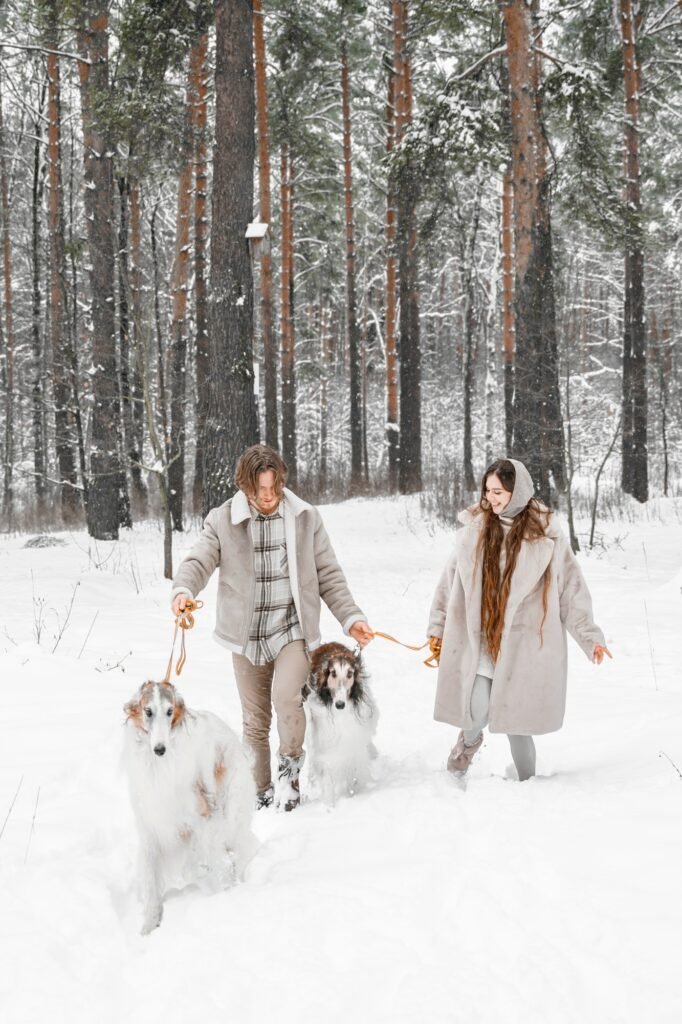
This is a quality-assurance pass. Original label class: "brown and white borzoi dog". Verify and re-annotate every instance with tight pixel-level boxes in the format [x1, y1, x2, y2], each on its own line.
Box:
[302, 643, 378, 806]
[123, 681, 257, 934]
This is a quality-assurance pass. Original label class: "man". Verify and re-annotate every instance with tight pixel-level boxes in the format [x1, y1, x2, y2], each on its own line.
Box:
[172, 445, 373, 811]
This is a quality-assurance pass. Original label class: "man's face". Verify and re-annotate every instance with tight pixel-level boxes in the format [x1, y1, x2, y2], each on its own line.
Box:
[252, 469, 279, 514]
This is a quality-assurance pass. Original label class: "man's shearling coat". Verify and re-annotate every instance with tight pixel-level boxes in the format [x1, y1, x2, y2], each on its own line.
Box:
[427, 509, 605, 736]
[172, 488, 365, 655]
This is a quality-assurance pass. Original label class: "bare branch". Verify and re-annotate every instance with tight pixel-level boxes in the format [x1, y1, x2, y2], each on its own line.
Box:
[0, 40, 90, 65]
[448, 45, 507, 86]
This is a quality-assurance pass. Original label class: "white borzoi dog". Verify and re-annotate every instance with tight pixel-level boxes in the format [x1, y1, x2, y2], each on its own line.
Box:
[123, 680, 257, 935]
[303, 642, 378, 806]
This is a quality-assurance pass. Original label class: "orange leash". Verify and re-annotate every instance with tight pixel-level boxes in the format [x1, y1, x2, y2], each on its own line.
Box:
[371, 630, 441, 668]
[163, 599, 204, 683]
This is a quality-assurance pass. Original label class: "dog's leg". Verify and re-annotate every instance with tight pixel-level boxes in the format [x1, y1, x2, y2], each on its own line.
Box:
[139, 839, 164, 935]
[320, 769, 336, 808]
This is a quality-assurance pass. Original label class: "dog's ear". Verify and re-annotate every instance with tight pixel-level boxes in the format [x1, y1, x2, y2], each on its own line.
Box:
[171, 689, 186, 729]
[314, 655, 331, 691]
[124, 693, 142, 725]
[349, 651, 368, 697]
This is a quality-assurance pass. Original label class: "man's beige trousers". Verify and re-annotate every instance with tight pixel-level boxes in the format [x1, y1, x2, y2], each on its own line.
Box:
[232, 639, 309, 793]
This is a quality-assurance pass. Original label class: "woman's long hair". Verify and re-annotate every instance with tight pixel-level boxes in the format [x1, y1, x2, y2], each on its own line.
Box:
[474, 460, 551, 661]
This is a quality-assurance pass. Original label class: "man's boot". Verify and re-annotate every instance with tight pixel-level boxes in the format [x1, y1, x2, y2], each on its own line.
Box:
[276, 752, 305, 812]
[255, 785, 274, 810]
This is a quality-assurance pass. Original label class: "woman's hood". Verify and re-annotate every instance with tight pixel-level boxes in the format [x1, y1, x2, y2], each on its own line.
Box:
[502, 458, 535, 519]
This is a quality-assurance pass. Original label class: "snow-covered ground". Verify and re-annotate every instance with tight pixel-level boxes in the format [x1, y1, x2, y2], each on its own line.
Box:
[1, 496, 680, 1024]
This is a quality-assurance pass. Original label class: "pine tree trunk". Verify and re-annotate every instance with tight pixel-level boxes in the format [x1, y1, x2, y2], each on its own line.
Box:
[128, 174, 146, 509]
[341, 40, 364, 490]
[620, 0, 648, 502]
[117, 177, 133, 529]
[46, 7, 81, 526]
[169, 84, 194, 532]
[66, 118, 89, 510]
[385, 63, 399, 490]
[462, 274, 477, 492]
[204, 0, 258, 514]
[192, 31, 210, 512]
[484, 215, 500, 467]
[319, 303, 331, 492]
[0, 68, 15, 528]
[32, 86, 48, 524]
[501, 167, 514, 455]
[659, 308, 672, 497]
[119, 174, 144, 508]
[77, 3, 122, 540]
[280, 141, 297, 486]
[253, 0, 277, 451]
[393, 0, 422, 494]
[502, 0, 565, 501]
[458, 183, 483, 490]
[150, 201, 170, 462]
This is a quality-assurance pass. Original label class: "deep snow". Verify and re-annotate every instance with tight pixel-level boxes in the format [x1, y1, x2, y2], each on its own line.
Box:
[1, 495, 680, 1024]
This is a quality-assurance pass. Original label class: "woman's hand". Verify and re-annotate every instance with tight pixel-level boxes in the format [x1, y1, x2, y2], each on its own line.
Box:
[592, 644, 612, 665]
[172, 594, 189, 617]
[427, 635, 442, 666]
[349, 621, 374, 647]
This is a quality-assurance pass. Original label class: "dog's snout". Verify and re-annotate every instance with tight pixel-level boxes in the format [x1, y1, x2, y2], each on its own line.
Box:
[153, 743, 166, 757]
[335, 700, 346, 710]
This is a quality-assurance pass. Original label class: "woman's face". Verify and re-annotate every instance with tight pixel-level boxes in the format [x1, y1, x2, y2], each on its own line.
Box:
[485, 473, 513, 515]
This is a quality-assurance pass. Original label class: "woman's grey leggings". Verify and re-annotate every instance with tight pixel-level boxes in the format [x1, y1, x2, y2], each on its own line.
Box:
[463, 674, 536, 781]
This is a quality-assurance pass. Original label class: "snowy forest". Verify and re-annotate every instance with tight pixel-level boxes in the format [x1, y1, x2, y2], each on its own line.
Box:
[1, 0, 681, 551]
[2, 4, 682, 1019]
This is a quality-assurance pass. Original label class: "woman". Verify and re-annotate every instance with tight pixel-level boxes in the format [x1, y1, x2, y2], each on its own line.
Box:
[427, 458, 610, 781]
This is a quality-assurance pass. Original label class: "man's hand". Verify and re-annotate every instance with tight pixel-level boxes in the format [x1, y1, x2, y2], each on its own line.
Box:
[592, 644, 612, 665]
[172, 594, 189, 617]
[349, 621, 374, 648]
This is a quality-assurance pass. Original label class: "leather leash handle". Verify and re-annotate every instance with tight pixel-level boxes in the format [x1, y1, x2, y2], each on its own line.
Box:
[163, 598, 204, 682]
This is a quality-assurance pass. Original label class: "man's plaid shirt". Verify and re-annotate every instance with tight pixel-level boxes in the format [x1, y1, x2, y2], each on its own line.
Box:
[244, 501, 304, 665]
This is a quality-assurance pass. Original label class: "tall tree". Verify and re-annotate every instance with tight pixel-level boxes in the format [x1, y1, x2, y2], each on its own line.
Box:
[501, 166, 514, 455]
[128, 172, 146, 505]
[31, 77, 48, 524]
[385, 62, 399, 490]
[620, 0, 647, 502]
[45, 0, 81, 525]
[502, 0, 565, 499]
[116, 175, 133, 529]
[253, 0, 278, 450]
[393, 0, 422, 494]
[77, 2, 123, 539]
[341, 35, 364, 489]
[0, 64, 15, 526]
[168, 63, 195, 532]
[203, 0, 258, 512]
[279, 140, 296, 485]
[192, 30, 210, 511]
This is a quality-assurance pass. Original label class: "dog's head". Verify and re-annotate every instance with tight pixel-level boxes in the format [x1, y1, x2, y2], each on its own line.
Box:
[124, 681, 187, 756]
[305, 643, 363, 711]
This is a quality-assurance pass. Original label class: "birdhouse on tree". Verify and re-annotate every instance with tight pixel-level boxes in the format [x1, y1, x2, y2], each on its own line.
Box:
[246, 220, 270, 256]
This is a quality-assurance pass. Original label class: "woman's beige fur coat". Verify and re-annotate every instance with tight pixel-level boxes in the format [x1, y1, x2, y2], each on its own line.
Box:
[427, 506, 605, 736]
